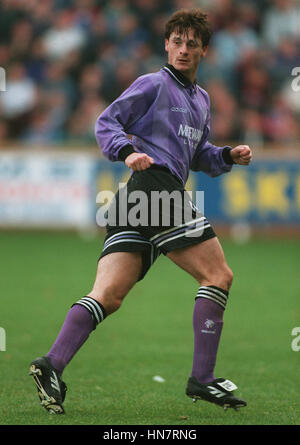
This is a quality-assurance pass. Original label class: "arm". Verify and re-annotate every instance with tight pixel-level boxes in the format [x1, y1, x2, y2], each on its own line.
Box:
[230, 145, 252, 165]
[191, 137, 252, 176]
[94, 75, 155, 169]
[191, 105, 252, 176]
[191, 124, 234, 177]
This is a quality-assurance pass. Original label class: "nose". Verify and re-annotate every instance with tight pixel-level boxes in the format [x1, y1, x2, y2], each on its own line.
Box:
[179, 43, 188, 54]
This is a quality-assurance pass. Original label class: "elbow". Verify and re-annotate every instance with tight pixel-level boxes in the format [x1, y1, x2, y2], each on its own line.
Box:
[94, 116, 106, 150]
[94, 114, 103, 138]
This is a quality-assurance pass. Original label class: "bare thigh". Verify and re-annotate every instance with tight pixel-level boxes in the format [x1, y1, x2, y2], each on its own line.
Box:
[88, 251, 143, 315]
[166, 237, 233, 291]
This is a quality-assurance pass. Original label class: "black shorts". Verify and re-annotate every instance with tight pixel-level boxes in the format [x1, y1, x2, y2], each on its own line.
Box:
[99, 165, 216, 280]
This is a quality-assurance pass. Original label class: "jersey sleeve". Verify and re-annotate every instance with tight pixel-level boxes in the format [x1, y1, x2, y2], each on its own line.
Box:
[95, 75, 157, 162]
[191, 94, 234, 177]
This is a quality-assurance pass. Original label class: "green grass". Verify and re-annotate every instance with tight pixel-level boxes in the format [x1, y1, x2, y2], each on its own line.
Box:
[0, 231, 299, 425]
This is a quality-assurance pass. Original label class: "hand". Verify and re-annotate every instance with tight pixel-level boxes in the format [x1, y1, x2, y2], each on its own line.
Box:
[125, 152, 154, 171]
[230, 145, 252, 165]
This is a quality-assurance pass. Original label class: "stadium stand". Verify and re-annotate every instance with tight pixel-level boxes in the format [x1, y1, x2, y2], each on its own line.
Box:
[0, 0, 299, 148]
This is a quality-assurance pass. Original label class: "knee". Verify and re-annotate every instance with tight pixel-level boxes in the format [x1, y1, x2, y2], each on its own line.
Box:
[214, 264, 233, 291]
[88, 284, 126, 316]
[200, 264, 233, 292]
[223, 266, 233, 291]
[101, 284, 125, 314]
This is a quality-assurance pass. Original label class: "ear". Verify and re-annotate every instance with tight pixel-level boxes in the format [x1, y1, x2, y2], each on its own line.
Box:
[165, 38, 169, 53]
[201, 46, 208, 57]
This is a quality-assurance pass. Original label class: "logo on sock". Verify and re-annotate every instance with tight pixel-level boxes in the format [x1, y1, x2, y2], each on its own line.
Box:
[204, 319, 215, 329]
[201, 319, 216, 334]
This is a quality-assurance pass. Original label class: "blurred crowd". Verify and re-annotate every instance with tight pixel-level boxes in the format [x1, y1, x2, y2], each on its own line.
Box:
[0, 0, 299, 149]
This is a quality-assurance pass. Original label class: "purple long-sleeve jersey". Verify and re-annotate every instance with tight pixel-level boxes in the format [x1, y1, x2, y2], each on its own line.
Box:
[95, 64, 233, 185]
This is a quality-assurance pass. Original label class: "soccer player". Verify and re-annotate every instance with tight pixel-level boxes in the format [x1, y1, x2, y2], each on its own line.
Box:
[29, 9, 252, 414]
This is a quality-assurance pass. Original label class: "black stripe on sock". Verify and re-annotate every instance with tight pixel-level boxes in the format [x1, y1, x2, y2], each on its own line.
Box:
[195, 286, 229, 310]
[72, 297, 107, 329]
[208, 285, 229, 297]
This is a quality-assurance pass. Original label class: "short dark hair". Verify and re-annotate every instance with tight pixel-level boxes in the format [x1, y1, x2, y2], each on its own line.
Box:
[164, 9, 213, 48]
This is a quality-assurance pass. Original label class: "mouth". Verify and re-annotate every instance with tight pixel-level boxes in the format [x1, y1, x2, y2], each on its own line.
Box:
[176, 59, 190, 67]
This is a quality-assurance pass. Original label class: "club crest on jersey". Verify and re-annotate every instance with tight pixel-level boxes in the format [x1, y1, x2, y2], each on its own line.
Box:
[178, 124, 203, 143]
[171, 106, 188, 113]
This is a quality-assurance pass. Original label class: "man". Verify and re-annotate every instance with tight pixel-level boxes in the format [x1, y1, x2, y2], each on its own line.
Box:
[29, 9, 252, 414]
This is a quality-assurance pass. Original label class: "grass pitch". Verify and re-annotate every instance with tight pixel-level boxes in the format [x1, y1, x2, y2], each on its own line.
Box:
[0, 230, 299, 426]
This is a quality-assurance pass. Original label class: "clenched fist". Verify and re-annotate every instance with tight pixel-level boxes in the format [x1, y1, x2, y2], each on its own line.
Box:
[230, 145, 252, 165]
[125, 152, 154, 171]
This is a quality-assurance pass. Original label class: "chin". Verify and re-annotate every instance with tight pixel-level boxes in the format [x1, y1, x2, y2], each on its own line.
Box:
[174, 63, 189, 72]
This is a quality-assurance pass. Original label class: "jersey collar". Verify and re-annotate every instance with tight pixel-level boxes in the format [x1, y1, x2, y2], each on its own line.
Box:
[163, 63, 197, 88]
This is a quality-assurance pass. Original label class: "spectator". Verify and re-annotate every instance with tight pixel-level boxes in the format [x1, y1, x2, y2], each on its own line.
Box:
[209, 12, 259, 93]
[280, 80, 300, 115]
[115, 13, 149, 58]
[267, 38, 300, 90]
[0, 0, 298, 148]
[26, 37, 48, 84]
[67, 95, 107, 144]
[0, 44, 10, 69]
[42, 9, 87, 60]
[240, 109, 265, 146]
[149, 13, 170, 56]
[0, 62, 37, 137]
[211, 14, 259, 70]
[103, 0, 132, 37]
[29, 0, 55, 37]
[263, 94, 300, 145]
[262, 0, 300, 49]
[78, 64, 105, 98]
[133, 42, 165, 75]
[205, 80, 240, 142]
[131, 0, 163, 22]
[21, 106, 63, 145]
[8, 19, 33, 61]
[237, 58, 271, 110]
[41, 60, 76, 108]
[197, 47, 227, 86]
[235, 1, 261, 33]
[112, 60, 140, 99]
[73, 0, 99, 33]
[0, 120, 9, 147]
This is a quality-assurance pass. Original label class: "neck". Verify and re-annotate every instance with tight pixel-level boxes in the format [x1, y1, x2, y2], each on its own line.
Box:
[165, 63, 196, 87]
[185, 71, 196, 83]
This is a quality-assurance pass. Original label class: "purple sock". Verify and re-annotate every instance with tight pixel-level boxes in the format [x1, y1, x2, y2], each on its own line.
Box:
[46, 304, 94, 375]
[191, 287, 228, 384]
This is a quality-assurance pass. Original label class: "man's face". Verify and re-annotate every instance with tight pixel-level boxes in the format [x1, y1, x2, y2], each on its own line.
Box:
[165, 29, 208, 82]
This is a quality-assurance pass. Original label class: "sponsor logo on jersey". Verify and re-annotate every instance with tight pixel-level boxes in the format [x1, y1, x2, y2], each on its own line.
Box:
[178, 124, 203, 143]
